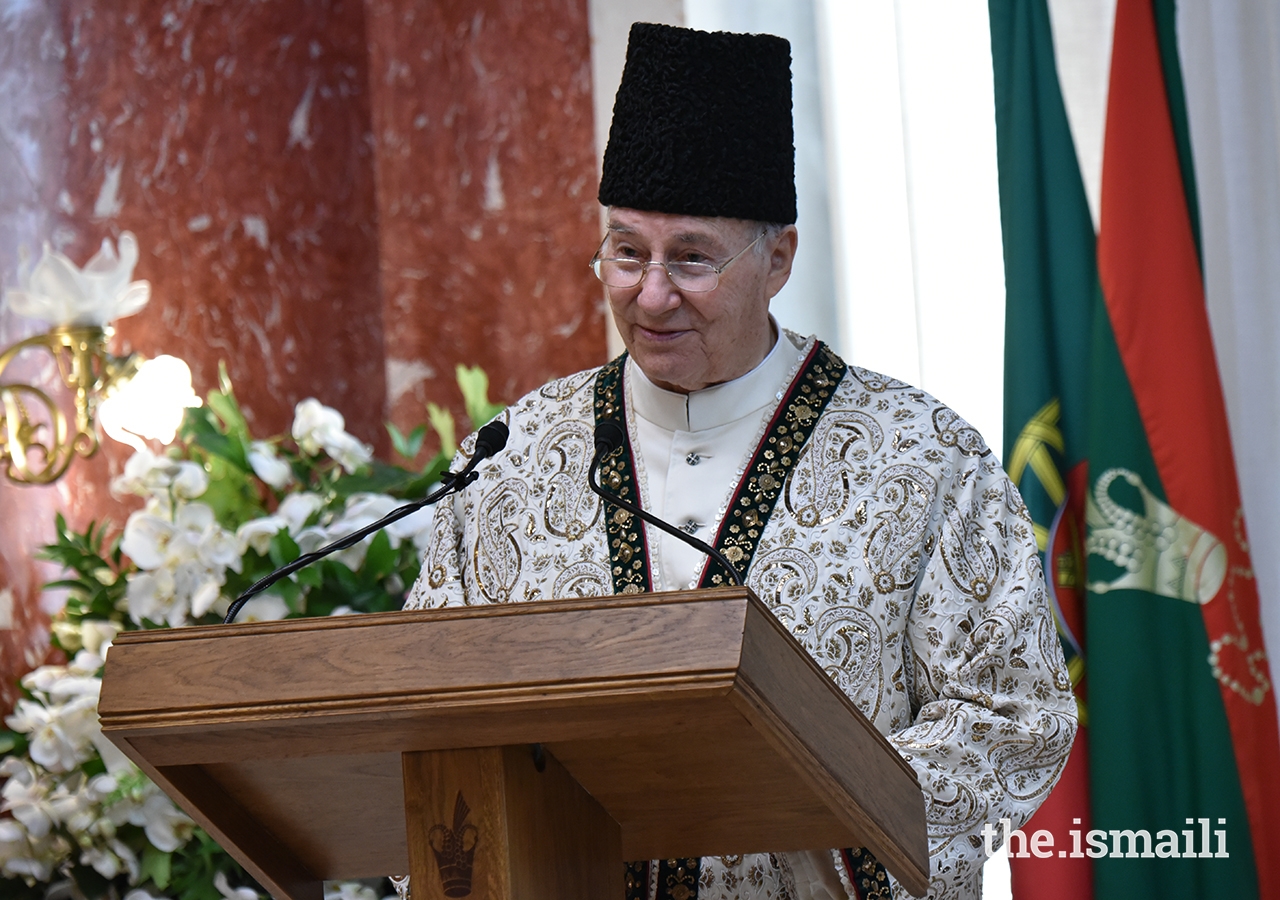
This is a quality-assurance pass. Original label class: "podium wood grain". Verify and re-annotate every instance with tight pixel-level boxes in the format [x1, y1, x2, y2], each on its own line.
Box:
[402, 747, 621, 900]
[99, 588, 929, 899]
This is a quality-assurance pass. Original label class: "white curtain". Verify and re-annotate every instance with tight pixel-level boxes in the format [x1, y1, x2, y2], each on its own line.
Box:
[1177, 0, 1280, 721]
[816, 0, 1007, 456]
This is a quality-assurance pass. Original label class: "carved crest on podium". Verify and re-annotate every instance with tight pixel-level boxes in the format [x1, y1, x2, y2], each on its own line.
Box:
[428, 791, 479, 897]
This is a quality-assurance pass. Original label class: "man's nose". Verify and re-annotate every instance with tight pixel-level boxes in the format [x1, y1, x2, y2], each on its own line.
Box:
[635, 262, 681, 313]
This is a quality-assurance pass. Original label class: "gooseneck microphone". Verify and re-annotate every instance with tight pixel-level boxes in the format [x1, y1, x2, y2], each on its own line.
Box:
[223, 419, 510, 624]
[588, 420, 744, 588]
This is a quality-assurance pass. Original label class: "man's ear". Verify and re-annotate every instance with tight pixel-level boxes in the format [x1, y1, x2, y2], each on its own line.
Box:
[765, 226, 799, 299]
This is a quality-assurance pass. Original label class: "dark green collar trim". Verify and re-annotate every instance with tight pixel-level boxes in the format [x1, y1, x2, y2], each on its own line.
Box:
[594, 353, 653, 595]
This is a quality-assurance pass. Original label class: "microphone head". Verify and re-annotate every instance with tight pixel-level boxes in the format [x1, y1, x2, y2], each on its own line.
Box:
[473, 420, 509, 459]
[594, 420, 626, 456]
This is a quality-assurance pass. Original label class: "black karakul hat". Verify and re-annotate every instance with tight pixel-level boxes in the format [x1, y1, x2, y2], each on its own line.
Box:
[599, 23, 796, 224]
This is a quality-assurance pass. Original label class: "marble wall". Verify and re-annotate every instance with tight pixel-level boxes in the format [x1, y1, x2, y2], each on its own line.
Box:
[0, 0, 604, 709]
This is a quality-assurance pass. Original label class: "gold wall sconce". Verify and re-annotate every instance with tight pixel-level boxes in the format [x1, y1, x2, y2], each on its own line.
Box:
[0, 233, 199, 485]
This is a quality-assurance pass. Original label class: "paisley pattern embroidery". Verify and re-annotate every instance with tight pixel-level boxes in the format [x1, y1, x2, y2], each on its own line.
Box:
[552, 561, 612, 598]
[785, 409, 883, 528]
[814, 606, 885, 723]
[538, 421, 600, 541]
[865, 465, 937, 594]
[931, 408, 991, 458]
[472, 479, 529, 603]
[940, 504, 1001, 602]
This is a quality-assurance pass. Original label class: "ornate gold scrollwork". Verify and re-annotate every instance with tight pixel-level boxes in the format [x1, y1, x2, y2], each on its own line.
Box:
[0, 325, 140, 485]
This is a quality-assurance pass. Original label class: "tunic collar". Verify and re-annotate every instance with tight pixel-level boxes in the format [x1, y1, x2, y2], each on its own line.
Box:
[626, 321, 806, 432]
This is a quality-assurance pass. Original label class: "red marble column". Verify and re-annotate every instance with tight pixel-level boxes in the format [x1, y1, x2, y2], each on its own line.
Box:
[364, 0, 606, 445]
[0, 0, 605, 708]
[1, 0, 391, 706]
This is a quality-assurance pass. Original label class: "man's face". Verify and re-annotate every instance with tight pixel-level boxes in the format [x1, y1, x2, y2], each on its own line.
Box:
[602, 208, 797, 393]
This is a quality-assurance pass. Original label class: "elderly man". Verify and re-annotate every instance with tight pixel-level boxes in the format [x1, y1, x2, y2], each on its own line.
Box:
[405, 22, 1076, 900]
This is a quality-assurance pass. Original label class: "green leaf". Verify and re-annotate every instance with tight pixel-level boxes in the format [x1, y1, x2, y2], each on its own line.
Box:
[363, 530, 396, 581]
[295, 565, 324, 588]
[0, 730, 19, 755]
[405, 454, 452, 495]
[268, 530, 301, 569]
[139, 845, 173, 889]
[200, 455, 261, 524]
[184, 406, 249, 470]
[388, 422, 428, 461]
[329, 459, 420, 500]
[207, 365, 250, 439]
[456, 364, 506, 428]
[427, 403, 457, 456]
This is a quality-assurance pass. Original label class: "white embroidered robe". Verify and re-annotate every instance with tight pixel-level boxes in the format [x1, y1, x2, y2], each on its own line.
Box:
[405, 331, 1077, 900]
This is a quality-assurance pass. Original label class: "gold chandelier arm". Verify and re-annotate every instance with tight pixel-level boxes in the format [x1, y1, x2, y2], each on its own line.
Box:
[0, 383, 75, 484]
[0, 325, 138, 485]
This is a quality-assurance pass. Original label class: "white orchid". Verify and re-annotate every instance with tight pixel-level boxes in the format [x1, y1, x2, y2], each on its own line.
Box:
[46, 772, 99, 836]
[111, 449, 182, 500]
[278, 492, 324, 530]
[3, 232, 150, 326]
[236, 516, 287, 556]
[171, 461, 210, 499]
[81, 619, 122, 658]
[0, 817, 31, 875]
[216, 869, 262, 899]
[291, 399, 344, 455]
[291, 399, 372, 473]
[6, 688, 101, 774]
[248, 441, 294, 489]
[124, 889, 173, 900]
[81, 836, 140, 881]
[121, 501, 240, 626]
[0, 758, 56, 837]
[315, 493, 432, 569]
[234, 593, 289, 623]
[0, 815, 69, 883]
[127, 785, 194, 853]
[236, 491, 324, 557]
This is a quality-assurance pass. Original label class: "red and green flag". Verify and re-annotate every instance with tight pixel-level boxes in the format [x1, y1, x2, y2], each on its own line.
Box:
[989, 1, 1280, 897]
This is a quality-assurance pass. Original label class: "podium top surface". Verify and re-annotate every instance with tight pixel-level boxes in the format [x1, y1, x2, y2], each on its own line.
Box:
[101, 588, 928, 897]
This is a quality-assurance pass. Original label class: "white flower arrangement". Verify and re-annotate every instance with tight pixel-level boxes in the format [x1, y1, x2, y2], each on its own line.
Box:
[2, 364, 504, 900]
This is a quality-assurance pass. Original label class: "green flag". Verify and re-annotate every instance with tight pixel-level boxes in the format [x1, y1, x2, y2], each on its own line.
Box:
[990, 0, 1280, 897]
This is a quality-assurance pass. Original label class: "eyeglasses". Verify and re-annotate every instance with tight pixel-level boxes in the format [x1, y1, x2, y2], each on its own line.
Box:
[589, 231, 765, 293]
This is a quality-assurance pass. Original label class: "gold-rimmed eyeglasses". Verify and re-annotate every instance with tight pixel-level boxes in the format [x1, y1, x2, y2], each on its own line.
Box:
[589, 230, 765, 293]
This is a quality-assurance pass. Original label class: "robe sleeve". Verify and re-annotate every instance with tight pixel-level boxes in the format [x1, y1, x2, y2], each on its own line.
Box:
[884, 450, 1077, 897]
[403, 449, 471, 611]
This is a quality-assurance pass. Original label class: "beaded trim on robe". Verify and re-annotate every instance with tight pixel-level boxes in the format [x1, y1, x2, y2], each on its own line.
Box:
[596, 343, 891, 900]
[594, 353, 654, 595]
[697, 341, 847, 588]
[595, 342, 847, 593]
[839, 848, 893, 900]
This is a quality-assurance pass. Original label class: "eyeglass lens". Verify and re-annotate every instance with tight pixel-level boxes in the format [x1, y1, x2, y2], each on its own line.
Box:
[593, 259, 719, 291]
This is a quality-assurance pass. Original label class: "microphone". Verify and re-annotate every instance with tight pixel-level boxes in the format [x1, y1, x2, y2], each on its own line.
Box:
[223, 419, 510, 624]
[589, 420, 744, 588]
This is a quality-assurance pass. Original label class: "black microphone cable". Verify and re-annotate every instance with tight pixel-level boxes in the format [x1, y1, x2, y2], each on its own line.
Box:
[223, 419, 509, 624]
[588, 419, 744, 588]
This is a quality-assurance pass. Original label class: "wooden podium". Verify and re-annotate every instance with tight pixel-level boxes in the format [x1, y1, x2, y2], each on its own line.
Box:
[99, 588, 929, 900]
